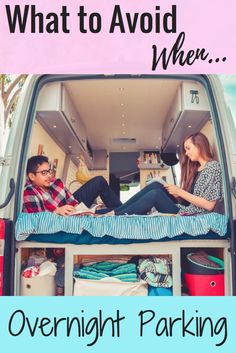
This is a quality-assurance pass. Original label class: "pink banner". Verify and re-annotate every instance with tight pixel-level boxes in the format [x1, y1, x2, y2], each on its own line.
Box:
[0, 0, 235, 73]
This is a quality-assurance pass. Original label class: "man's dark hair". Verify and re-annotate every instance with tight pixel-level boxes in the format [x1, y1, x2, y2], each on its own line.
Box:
[26, 155, 49, 174]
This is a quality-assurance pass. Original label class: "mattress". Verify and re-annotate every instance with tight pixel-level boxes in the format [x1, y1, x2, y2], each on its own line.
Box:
[26, 229, 229, 245]
[15, 212, 229, 243]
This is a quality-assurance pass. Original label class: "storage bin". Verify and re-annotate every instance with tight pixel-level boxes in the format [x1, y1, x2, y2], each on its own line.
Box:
[186, 253, 224, 274]
[184, 273, 224, 296]
[21, 275, 56, 296]
[73, 278, 148, 296]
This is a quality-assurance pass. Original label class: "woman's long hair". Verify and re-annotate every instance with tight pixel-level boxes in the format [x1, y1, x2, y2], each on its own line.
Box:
[180, 132, 213, 191]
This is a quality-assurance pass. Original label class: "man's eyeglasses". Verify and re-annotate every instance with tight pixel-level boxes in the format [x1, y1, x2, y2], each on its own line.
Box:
[34, 169, 54, 176]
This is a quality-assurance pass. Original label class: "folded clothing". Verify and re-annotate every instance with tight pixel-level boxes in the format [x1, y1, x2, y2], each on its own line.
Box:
[80, 256, 133, 266]
[73, 261, 138, 282]
[138, 257, 172, 288]
[148, 286, 173, 296]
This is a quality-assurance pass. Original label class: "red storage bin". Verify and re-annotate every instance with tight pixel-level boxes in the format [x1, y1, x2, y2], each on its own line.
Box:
[184, 273, 224, 296]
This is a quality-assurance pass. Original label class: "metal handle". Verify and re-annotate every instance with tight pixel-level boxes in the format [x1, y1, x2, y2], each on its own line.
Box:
[231, 177, 236, 199]
[0, 178, 15, 209]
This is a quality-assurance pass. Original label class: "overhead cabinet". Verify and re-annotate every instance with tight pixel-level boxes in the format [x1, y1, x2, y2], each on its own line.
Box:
[36, 82, 91, 166]
[61, 86, 87, 151]
[162, 81, 211, 152]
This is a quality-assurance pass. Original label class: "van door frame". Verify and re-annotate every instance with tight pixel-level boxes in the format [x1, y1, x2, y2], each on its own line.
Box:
[11, 74, 236, 296]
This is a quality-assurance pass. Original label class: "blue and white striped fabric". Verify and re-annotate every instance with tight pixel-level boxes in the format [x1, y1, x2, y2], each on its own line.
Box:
[15, 212, 228, 241]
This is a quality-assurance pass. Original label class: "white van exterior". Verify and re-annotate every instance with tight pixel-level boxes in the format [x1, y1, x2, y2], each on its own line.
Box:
[0, 74, 235, 296]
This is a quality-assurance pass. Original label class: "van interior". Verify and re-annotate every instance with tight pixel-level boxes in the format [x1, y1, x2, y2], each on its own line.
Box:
[16, 76, 230, 296]
[30, 77, 218, 192]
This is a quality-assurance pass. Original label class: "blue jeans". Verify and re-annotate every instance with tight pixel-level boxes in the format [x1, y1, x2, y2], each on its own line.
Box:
[97, 182, 180, 215]
[73, 176, 122, 208]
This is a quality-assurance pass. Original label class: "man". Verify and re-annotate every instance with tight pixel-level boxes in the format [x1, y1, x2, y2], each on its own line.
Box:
[23, 155, 122, 216]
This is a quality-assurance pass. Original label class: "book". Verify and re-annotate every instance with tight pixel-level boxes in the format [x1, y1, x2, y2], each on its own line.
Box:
[70, 202, 97, 216]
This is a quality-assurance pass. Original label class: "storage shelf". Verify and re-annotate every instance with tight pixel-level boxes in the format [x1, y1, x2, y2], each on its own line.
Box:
[15, 239, 230, 297]
[139, 163, 169, 170]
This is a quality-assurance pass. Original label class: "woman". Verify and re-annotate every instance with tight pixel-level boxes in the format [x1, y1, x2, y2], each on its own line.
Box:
[98, 132, 223, 216]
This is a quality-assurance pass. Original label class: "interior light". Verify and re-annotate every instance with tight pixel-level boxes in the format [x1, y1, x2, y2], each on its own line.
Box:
[68, 145, 72, 149]
[188, 125, 192, 128]
[53, 125, 57, 128]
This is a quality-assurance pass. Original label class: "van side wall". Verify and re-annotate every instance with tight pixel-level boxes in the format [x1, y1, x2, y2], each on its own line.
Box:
[28, 121, 110, 192]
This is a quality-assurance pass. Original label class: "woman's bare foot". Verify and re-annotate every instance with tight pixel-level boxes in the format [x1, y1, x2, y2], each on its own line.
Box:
[94, 203, 106, 211]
